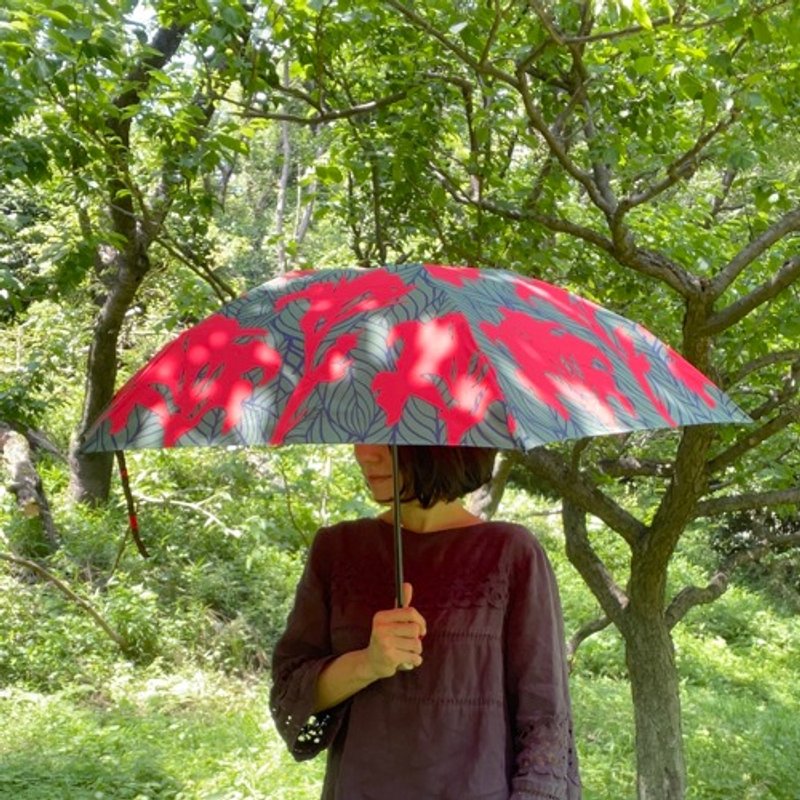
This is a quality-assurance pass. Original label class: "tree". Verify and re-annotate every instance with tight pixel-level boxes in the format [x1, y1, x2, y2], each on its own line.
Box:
[231, 2, 799, 797]
[0, 0, 258, 502]
[4, 1, 799, 796]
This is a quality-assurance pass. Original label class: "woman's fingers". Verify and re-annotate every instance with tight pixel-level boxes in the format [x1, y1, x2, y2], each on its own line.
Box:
[367, 585, 428, 677]
[375, 607, 427, 638]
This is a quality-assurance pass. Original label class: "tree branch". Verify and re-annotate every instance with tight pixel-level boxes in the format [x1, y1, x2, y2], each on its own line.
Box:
[383, 0, 517, 85]
[615, 244, 700, 297]
[708, 205, 800, 298]
[431, 162, 615, 252]
[598, 456, 673, 479]
[562, 499, 628, 622]
[617, 111, 739, 214]
[155, 234, 237, 303]
[238, 90, 409, 125]
[515, 68, 610, 213]
[707, 405, 800, 473]
[523, 447, 646, 547]
[0, 552, 127, 650]
[528, 0, 566, 46]
[694, 487, 800, 517]
[566, 614, 612, 666]
[563, 1, 791, 45]
[707, 167, 738, 224]
[704, 256, 800, 335]
[726, 349, 800, 387]
[136, 493, 242, 538]
[745, 359, 800, 420]
[665, 530, 800, 628]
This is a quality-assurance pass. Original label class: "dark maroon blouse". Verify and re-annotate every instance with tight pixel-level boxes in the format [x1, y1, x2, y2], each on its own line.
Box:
[270, 518, 581, 799]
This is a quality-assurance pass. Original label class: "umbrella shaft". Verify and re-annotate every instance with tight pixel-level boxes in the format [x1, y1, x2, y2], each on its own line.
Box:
[391, 444, 404, 607]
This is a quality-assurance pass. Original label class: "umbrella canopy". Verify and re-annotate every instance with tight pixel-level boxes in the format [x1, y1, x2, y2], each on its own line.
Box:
[81, 262, 748, 455]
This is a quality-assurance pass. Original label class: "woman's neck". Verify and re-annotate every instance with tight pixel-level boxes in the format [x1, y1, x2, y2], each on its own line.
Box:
[379, 500, 482, 533]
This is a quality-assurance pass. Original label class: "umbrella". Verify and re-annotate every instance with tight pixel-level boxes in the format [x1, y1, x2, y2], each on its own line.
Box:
[81, 262, 750, 602]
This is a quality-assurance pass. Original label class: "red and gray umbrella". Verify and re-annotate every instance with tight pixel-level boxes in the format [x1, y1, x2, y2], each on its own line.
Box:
[81, 263, 749, 599]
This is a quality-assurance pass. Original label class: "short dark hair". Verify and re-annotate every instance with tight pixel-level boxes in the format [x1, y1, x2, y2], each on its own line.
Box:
[396, 446, 497, 509]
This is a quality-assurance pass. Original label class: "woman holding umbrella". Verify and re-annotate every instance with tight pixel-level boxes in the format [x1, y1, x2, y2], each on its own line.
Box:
[78, 261, 744, 797]
[270, 444, 581, 800]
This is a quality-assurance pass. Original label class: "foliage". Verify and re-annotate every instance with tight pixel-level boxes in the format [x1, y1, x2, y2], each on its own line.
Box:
[2, 0, 800, 796]
[0, 488, 798, 799]
[0, 443, 371, 685]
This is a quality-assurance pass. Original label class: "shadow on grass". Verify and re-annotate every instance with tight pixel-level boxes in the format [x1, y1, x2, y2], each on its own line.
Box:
[0, 749, 182, 800]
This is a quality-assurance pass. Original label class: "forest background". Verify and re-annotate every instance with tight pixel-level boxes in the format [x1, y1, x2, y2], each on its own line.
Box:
[1, 1, 799, 799]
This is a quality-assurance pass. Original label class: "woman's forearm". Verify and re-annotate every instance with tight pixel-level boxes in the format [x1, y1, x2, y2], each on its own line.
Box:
[313, 649, 379, 713]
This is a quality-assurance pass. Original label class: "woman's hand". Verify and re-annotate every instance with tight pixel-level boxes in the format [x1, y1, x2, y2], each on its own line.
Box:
[313, 583, 427, 712]
[366, 582, 427, 678]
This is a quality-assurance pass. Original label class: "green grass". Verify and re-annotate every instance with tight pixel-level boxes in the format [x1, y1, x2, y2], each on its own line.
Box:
[2, 655, 797, 800]
[1, 476, 798, 799]
[0, 668, 326, 800]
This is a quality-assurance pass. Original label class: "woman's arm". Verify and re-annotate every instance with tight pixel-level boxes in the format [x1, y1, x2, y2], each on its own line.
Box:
[313, 582, 426, 712]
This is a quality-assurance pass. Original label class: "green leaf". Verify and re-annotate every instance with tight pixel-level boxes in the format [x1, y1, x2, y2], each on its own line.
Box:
[84, 71, 100, 93]
[701, 88, 719, 117]
[215, 133, 249, 155]
[631, 0, 653, 31]
[750, 16, 772, 44]
[40, 8, 73, 28]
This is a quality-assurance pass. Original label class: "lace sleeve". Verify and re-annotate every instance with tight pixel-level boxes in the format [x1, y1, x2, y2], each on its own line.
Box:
[269, 653, 345, 760]
[269, 530, 348, 761]
[505, 533, 581, 800]
[509, 712, 578, 799]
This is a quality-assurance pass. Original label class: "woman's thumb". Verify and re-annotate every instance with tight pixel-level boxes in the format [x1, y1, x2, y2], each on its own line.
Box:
[402, 581, 413, 608]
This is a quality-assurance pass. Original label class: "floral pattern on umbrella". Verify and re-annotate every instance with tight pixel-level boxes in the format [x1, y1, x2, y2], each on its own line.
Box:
[81, 263, 749, 455]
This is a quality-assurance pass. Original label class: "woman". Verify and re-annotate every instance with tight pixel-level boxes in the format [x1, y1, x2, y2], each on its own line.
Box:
[270, 444, 581, 800]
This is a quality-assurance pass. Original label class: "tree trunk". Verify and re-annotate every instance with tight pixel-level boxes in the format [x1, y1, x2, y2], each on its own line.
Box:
[275, 62, 292, 274]
[69, 247, 150, 503]
[466, 450, 515, 519]
[623, 611, 687, 800]
[0, 424, 60, 552]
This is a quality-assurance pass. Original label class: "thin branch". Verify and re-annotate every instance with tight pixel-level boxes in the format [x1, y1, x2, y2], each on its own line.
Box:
[617, 111, 739, 214]
[156, 234, 237, 303]
[0, 552, 126, 649]
[709, 205, 800, 298]
[383, 0, 517, 86]
[529, 0, 566, 46]
[277, 457, 310, 545]
[515, 68, 610, 213]
[563, 0, 791, 45]
[707, 168, 738, 224]
[598, 456, 673, 479]
[478, 0, 506, 65]
[566, 614, 612, 666]
[523, 447, 646, 547]
[136, 493, 243, 537]
[665, 530, 800, 628]
[432, 163, 615, 252]
[745, 359, 800, 420]
[704, 256, 800, 335]
[234, 90, 409, 125]
[726, 349, 800, 387]
[694, 486, 800, 517]
[707, 405, 800, 473]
